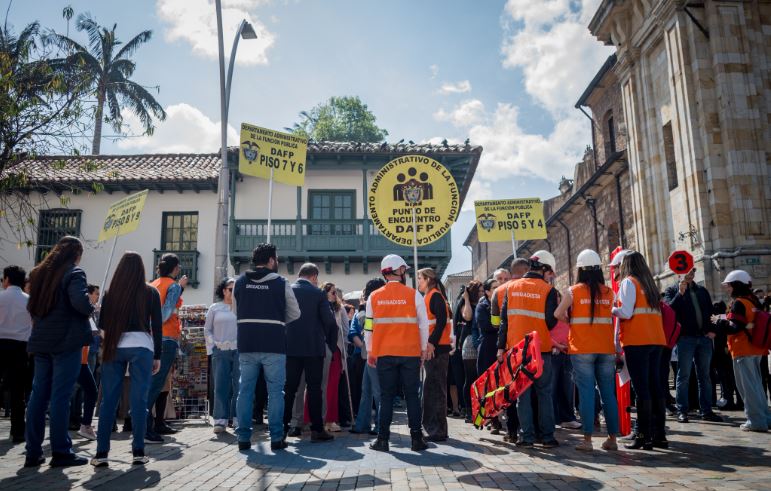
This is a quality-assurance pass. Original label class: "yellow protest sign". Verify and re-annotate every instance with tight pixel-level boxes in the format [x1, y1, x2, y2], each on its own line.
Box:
[239, 123, 308, 187]
[474, 198, 546, 242]
[369, 155, 459, 246]
[98, 190, 149, 242]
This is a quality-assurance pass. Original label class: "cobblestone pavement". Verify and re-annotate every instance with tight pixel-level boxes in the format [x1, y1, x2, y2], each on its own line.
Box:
[1, 408, 770, 490]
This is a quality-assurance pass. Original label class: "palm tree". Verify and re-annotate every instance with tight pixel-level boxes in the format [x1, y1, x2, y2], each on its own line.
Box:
[46, 13, 166, 154]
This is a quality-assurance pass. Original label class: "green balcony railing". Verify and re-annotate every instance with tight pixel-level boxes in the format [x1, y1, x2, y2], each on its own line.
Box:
[230, 219, 451, 261]
[153, 249, 201, 288]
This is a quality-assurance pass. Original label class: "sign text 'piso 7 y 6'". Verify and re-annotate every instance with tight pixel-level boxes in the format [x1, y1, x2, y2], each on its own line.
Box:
[369, 155, 459, 246]
[239, 123, 308, 187]
[98, 189, 149, 242]
[474, 198, 546, 242]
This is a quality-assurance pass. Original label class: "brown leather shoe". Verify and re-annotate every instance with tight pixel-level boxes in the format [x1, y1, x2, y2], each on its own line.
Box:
[311, 430, 334, 442]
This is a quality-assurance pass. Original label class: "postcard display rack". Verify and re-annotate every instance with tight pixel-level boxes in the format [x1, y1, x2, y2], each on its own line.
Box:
[173, 305, 210, 420]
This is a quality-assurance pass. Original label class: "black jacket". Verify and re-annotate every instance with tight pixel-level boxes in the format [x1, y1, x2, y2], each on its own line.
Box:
[27, 265, 94, 354]
[663, 282, 714, 337]
[285, 279, 338, 357]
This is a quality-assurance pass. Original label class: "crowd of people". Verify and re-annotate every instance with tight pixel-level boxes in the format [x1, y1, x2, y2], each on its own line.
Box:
[0, 236, 770, 469]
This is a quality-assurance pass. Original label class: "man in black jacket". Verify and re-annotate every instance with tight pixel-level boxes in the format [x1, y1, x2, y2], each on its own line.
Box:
[664, 268, 722, 423]
[282, 263, 337, 442]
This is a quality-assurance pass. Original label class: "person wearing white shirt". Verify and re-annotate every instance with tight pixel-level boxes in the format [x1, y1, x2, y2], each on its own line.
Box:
[0, 265, 32, 443]
[204, 278, 239, 433]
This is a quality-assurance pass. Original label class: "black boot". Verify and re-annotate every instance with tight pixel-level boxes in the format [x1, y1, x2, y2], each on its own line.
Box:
[652, 398, 669, 448]
[625, 400, 653, 450]
[370, 437, 389, 452]
[624, 433, 653, 450]
[410, 431, 428, 451]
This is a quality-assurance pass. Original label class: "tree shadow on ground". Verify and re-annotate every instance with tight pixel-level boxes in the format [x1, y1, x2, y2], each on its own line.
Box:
[458, 471, 603, 490]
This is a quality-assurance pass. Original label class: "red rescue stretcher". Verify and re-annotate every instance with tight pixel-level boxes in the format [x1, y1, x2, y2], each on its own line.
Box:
[470, 331, 544, 429]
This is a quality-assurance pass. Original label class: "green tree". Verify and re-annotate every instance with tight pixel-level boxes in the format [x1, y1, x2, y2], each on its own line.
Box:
[46, 13, 166, 154]
[289, 96, 388, 143]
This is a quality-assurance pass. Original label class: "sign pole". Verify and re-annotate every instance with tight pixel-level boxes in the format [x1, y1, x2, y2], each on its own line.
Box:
[98, 235, 119, 304]
[266, 168, 274, 244]
[411, 205, 419, 289]
[511, 231, 518, 257]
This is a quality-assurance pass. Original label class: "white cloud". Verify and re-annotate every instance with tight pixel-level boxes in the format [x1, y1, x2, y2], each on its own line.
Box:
[501, 0, 612, 113]
[117, 103, 238, 153]
[433, 99, 485, 127]
[429, 64, 439, 79]
[438, 80, 472, 95]
[157, 0, 276, 66]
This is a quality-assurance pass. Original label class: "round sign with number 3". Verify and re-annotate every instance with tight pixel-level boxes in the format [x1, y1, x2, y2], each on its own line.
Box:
[668, 250, 694, 275]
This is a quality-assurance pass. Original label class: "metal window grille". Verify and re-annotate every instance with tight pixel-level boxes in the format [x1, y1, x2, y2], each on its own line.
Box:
[35, 209, 82, 263]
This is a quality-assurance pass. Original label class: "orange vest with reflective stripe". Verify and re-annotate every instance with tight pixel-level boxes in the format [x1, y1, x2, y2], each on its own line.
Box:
[370, 282, 421, 357]
[151, 277, 182, 339]
[727, 298, 766, 358]
[618, 277, 666, 347]
[425, 288, 451, 346]
[505, 277, 552, 352]
[568, 284, 615, 354]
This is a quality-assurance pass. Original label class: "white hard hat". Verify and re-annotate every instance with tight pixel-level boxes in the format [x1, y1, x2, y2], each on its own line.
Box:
[381, 254, 408, 273]
[530, 250, 556, 271]
[722, 270, 752, 285]
[609, 249, 632, 267]
[576, 249, 602, 268]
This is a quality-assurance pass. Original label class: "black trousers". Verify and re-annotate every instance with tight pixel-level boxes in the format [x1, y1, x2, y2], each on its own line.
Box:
[423, 352, 449, 438]
[350, 356, 365, 417]
[284, 355, 324, 432]
[0, 339, 29, 439]
[625, 345, 664, 439]
[377, 356, 421, 440]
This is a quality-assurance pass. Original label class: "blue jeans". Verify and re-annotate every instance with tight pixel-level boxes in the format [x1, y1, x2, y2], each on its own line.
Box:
[571, 353, 620, 436]
[212, 348, 240, 423]
[354, 363, 381, 433]
[517, 353, 555, 443]
[25, 350, 82, 459]
[96, 347, 154, 454]
[676, 335, 713, 414]
[146, 338, 178, 431]
[236, 352, 286, 443]
[733, 355, 771, 431]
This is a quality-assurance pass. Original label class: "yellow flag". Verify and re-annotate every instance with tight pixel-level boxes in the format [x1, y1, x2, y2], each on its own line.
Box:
[239, 123, 308, 187]
[474, 198, 546, 242]
[98, 190, 149, 242]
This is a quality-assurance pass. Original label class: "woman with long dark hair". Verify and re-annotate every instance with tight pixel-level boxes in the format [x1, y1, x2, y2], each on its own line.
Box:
[475, 278, 501, 433]
[713, 270, 771, 432]
[555, 249, 619, 451]
[461, 280, 483, 423]
[322, 282, 346, 432]
[417, 268, 452, 441]
[205, 277, 239, 433]
[91, 252, 162, 467]
[24, 236, 94, 468]
[611, 252, 666, 450]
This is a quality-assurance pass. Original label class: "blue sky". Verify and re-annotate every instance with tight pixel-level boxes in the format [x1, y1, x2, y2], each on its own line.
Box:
[7, 0, 613, 277]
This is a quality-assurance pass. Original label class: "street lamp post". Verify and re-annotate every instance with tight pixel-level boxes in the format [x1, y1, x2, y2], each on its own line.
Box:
[214, 1, 257, 289]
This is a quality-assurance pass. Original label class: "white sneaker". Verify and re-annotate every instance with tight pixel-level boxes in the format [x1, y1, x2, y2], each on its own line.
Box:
[132, 454, 150, 465]
[213, 425, 226, 434]
[90, 455, 109, 467]
[561, 420, 582, 430]
[326, 422, 342, 432]
[78, 425, 97, 440]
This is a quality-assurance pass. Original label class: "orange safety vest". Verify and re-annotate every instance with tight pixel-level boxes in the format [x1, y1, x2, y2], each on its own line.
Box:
[151, 276, 182, 339]
[618, 277, 666, 347]
[568, 284, 615, 354]
[425, 288, 451, 346]
[727, 297, 766, 358]
[505, 277, 553, 353]
[369, 282, 421, 358]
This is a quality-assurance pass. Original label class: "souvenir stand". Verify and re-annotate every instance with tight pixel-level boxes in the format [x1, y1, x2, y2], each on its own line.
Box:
[173, 304, 210, 420]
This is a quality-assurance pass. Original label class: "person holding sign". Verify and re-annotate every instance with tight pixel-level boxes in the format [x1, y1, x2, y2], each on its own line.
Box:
[496, 251, 560, 449]
[611, 252, 667, 450]
[24, 237, 94, 468]
[663, 267, 722, 424]
[365, 255, 430, 453]
[554, 249, 619, 452]
[417, 267, 452, 442]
